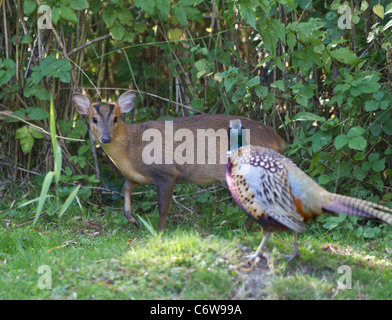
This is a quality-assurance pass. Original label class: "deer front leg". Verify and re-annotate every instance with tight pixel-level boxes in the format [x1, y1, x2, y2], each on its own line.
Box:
[153, 175, 176, 232]
[123, 178, 140, 229]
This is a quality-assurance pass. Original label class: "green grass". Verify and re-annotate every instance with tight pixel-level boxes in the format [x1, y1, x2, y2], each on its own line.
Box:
[1, 184, 392, 300]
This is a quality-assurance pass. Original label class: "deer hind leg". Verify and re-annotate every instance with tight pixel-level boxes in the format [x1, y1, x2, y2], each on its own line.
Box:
[153, 175, 176, 232]
[123, 178, 140, 229]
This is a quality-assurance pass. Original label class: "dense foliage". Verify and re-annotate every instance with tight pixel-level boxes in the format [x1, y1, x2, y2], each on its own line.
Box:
[1, 0, 392, 237]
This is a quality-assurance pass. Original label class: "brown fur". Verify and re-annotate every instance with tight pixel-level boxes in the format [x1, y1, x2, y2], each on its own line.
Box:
[74, 92, 285, 230]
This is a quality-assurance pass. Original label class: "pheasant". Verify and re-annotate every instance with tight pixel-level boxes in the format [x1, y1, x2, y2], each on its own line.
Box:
[225, 119, 392, 262]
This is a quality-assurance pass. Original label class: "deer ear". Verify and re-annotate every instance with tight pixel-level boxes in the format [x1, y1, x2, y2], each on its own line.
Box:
[118, 91, 136, 114]
[72, 93, 91, 115]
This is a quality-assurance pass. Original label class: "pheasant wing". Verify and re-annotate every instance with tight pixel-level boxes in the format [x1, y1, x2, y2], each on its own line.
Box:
[230, 146, 306, 233]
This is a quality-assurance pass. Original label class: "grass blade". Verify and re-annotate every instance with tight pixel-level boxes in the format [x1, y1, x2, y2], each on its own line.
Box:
[58, 185, 81, 218]
[136, 214, 157, 236]
[34, 171, 54, 225]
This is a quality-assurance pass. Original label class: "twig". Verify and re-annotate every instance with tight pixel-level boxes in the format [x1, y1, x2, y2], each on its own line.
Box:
[68, 34, 111, 57]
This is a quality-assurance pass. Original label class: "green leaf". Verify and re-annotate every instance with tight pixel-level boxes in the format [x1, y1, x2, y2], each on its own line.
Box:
[156, 0, 171, 20]
[353, 165, 366, 181]
[270, 19, 286, 44]
[246, 76, 260, 87]
[334, 134, 348, 150]
[330, 47, 360, 66]
[136, 214, 157, 236]
[60, 7, 79, 24]
[373, 91, 384, 101]
[135, 0, 156, 15]
[179, 0, 203, 5]
[318, 174, 331, 185]
[370, 122, 381, 136]
[19, 134, 34, 153]
[365, 100, 379, 112]
[293, 112, 326, 122]
[168, 28, 183, 41]
[382, 119, 392, 135]
[311, 130, 332, 152]
[103, 7, 116, 27]
[238, 3, 256, 29]
[15, 126, 28, 139]
[23, 0, 37, 15]
[31, 55, 72, 84]
[0, 59, 16, 86]
[373, 4, 384, 19]
[110, 24, 124, 40]
[30, 128, 43, 139]
[27, 107, 49, 120]
[102, 6, 116, 28]
[21, 34, 33, 44]
[348, 136, 367, 151]
[117, 10, 134, 25]
[174, 5, 187, 26]
[51, 6, 61, 25]
[232, 87, 247, 102]
[371, 158, 385, 172]
[6, 109, 26, 123]
[347, 126, 365, 138]
[224, 78, 236, 92]
[70, 0, 89, 10]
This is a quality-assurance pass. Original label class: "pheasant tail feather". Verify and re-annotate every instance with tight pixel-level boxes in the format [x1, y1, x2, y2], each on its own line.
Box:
[323, 194, 392, 225]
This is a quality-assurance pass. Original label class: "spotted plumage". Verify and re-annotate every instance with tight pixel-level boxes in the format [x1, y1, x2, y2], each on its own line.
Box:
[225, 120, 392, 262]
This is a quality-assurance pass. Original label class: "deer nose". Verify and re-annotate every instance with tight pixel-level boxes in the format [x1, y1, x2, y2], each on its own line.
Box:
[100, 136, 112, 144]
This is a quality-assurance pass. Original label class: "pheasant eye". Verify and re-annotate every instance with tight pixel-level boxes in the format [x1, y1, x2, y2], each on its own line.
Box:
[92, 117, 98, 124]
[113, 116, 118, 123]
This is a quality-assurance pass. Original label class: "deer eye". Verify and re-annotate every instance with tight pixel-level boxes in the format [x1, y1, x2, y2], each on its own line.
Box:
[92, 117, 98, 124]
[113, 116, 118, 123]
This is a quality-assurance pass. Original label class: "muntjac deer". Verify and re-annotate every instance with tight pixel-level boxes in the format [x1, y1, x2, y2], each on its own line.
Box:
[72, 91, 285, 231]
